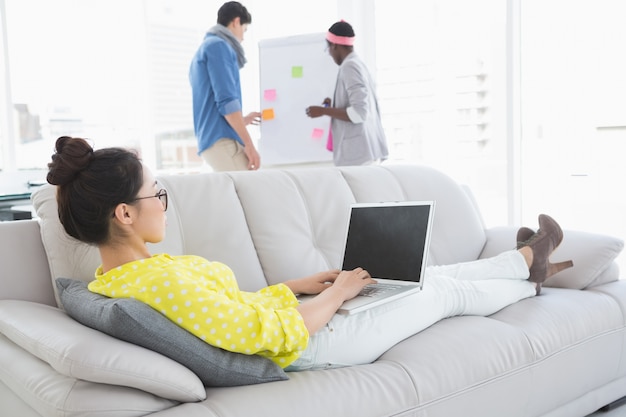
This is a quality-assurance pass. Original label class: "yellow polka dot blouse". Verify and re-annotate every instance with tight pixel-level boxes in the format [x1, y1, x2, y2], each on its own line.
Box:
[88, 254, 309, 368]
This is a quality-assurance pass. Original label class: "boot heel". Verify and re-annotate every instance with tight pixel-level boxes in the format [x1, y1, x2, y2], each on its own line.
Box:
[547, 260, 574, 277]
[525, 214, 572, 295]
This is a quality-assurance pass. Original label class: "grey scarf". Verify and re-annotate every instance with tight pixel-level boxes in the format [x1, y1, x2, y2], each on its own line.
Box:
[207, 24, 247, 69]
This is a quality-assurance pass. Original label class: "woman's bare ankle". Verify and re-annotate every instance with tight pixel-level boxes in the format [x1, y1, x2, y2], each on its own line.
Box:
[518, 246, 533, 268]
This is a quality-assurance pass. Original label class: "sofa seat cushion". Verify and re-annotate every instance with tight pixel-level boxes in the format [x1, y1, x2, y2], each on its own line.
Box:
[194, 363, 422, 417]
[375, 285, 625, 414]
[489, 287, 624, 357]
[56, 278, 288, 386]
[378, 315, 535, 413]
[490, 286, 626, 414]
[0, 300, 206, 402]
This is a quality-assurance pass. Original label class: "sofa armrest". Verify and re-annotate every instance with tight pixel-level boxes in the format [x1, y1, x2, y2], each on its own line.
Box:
[0, 220, 56, 306]
[480, 227, 624, 290]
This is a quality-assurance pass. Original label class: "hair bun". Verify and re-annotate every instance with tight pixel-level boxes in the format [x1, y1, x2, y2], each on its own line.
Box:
[46, 136, 94, 186]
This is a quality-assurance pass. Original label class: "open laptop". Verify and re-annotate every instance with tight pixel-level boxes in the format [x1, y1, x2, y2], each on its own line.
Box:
[335, 200, 435, 315]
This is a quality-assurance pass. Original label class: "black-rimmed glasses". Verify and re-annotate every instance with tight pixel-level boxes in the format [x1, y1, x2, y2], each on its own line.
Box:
[133, 189, 168, 211]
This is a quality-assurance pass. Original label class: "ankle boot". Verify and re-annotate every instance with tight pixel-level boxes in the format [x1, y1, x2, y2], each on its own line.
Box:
[516, 227, 535, 249]
[523, 214, 574, 295]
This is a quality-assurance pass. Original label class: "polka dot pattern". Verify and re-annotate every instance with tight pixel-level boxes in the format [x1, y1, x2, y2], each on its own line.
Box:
[90, 254, 308, 367]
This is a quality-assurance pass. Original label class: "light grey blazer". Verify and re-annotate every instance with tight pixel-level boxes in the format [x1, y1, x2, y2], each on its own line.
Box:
[331, 52, 389, 166]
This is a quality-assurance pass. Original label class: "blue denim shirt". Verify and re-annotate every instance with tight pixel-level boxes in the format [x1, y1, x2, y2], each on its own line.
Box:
[189, 33, 243, 154]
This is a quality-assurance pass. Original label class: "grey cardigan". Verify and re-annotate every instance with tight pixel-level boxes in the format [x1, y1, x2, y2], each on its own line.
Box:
[331, 52, 389, 166]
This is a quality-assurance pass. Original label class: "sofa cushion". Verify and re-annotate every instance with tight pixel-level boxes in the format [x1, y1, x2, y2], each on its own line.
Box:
[547, 230, 624, 289]
[0, 332, 178, 417]
[31, 184, 186, 306]
[0, 299, 205, 402]
[56, 278, 289, 386]
[30, 185, 104, 307]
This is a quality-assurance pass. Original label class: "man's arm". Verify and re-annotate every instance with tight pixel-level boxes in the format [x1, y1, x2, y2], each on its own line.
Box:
[205, 41, 262, 170]
[224, 111, 261, 170]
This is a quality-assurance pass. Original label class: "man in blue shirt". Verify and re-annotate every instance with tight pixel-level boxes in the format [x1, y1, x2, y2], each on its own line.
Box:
[189, 2, 261, 171]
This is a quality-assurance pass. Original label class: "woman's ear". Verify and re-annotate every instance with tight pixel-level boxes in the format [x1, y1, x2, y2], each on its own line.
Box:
[112, 203, 134, 225]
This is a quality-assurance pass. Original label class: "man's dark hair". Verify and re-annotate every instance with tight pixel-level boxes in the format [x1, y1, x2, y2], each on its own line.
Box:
[217, 2, 252, 26]
[328, 21, 355, 37]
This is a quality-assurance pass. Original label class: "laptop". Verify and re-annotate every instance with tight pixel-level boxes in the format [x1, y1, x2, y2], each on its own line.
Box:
[335, 200, 435, 315]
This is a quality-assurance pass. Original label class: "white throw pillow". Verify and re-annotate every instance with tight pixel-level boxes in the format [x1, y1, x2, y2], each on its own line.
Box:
[0, 300, 205, 402]
[546, 230, 624, 289]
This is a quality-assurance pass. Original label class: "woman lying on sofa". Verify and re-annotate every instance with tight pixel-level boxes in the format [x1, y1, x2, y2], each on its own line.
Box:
[46, 136, 574, 371]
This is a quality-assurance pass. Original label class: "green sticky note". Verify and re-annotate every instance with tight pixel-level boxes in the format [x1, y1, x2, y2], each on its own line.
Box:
[292, 66, 303, 78]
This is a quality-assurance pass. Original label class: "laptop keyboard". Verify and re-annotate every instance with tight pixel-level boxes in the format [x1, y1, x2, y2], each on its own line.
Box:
[359, 283, 404, 297]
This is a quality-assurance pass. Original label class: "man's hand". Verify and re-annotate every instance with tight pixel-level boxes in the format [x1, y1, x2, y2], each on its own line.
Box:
[244, 144, 261, 170]
[224, 111, 262, 170]
[305, 105, 326, 118]
[244, 112, 262, 125]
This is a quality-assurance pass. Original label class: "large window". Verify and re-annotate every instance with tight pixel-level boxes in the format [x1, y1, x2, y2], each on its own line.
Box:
[4, 0, 150, 170]
[374, 0, 509, 225]
[519, 0, 626, 270]
[372, 0, 625, 270]
[1, 0, 336, 173]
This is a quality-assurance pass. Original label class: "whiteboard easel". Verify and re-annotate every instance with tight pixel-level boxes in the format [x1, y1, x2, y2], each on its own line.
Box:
[258, 33, 338, 165]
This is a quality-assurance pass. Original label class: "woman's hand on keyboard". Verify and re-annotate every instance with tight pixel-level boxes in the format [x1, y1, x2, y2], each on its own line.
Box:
[331, 268, 377, 301]
[284, 269, 341, 295]
[295, 267, 377, 334]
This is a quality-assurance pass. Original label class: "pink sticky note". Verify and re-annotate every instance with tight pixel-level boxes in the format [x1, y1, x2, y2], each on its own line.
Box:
[264, 89, 277, 101]
[312, 128, 324, 140]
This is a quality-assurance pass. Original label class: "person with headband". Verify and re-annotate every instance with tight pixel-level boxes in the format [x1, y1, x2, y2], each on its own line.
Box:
[306, 20, 389, 166]
[46, 136, 573, 371]
[189, 1, 261, 172]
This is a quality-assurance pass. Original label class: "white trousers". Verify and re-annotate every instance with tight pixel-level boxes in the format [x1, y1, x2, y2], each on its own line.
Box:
[287, 250, 535, 371]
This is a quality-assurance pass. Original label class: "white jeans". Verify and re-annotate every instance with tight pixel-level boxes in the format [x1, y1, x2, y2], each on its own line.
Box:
[287, 250, 535, 371]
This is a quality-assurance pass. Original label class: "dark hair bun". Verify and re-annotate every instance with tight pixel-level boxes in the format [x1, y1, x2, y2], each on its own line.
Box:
[328, 21, 355, 37]
[47, 136, 94, 186]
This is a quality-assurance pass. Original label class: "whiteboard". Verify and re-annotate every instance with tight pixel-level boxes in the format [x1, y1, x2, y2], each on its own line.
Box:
[258, 33, 338, 165]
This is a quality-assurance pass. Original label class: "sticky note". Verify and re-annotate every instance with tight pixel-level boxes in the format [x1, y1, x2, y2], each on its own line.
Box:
[311, 128, 324, 139]
[291, 66, 303, 78]
[264, 89, 277, 101]
[262, 108, 275, 120]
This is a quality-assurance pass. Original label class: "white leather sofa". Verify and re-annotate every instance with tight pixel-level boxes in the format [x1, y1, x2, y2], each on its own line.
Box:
[1, 164, 625, 417]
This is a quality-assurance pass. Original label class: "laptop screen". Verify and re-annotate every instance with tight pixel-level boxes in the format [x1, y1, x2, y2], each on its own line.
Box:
[341, 201, 434, 283]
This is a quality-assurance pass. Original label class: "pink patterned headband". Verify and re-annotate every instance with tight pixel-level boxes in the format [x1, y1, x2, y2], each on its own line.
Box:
[326, 31, 355, 46]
